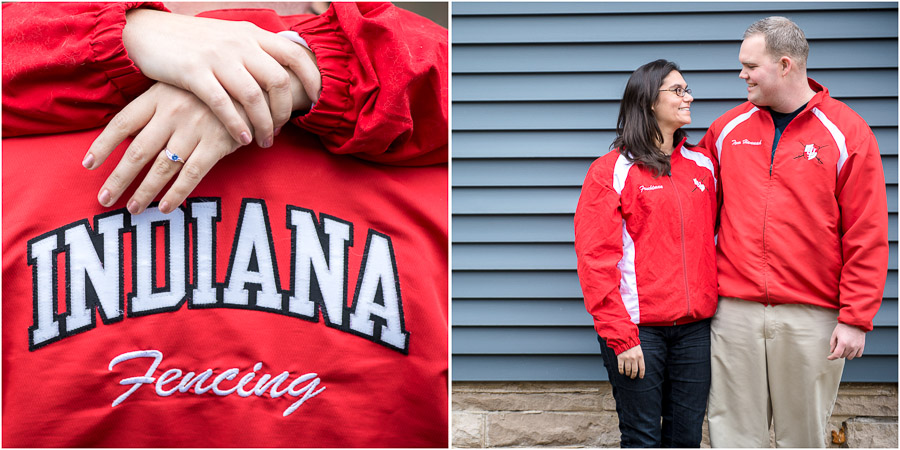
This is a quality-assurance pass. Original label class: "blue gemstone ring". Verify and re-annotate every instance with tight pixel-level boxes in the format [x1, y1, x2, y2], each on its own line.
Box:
[164, 148, 185, 163]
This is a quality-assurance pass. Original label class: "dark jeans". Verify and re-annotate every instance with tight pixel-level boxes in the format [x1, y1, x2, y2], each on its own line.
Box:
[598, 319, 711, 448]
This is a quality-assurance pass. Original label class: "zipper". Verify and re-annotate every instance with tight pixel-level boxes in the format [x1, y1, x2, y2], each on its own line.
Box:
[764, 114, 792, 304]
[667, 172, 692, 317]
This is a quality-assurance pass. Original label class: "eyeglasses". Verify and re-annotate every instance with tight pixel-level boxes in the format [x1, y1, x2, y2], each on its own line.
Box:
[659, 87, 692, 97]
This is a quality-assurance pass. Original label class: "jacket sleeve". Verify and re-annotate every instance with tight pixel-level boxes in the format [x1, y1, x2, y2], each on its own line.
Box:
[834, 130, 889, 332]
[1, 2, 166, 137]
[291, 2, 448, 166]
[573, 161, 641, 355]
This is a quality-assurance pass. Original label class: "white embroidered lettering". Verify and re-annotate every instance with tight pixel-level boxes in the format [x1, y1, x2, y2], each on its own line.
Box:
[732, 139, 762, 146]
[224, 201, 282, 310]
[26, 198, 409, 354]
[348, 232, 409, 352]
[108, 350, 325, 416]
[108, 350, 164, 407]
[287, 209, 352, 326]
[190, 201, 219, 305]
[28, 234, 62, 348]
[236, 363, 263, 397]
[211, 368, 241, 396]
[639, 185, 664, 192]
[156, 369, 183, 396]
[65, 215, 125, 333]
[130, 208, 186, 315]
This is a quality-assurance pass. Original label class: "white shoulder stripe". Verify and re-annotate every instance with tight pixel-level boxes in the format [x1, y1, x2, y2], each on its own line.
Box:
[716, 106, 759, 161]
[811, 107, 849, 175]
[680, 146, 718, 192]
[613, 153, 633, 194]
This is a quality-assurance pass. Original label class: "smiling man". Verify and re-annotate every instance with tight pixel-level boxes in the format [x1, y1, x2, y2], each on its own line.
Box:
[697, 16, 889, 448]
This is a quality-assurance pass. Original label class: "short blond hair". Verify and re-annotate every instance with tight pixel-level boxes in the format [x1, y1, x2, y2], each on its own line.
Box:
[744, 16, 809, 70]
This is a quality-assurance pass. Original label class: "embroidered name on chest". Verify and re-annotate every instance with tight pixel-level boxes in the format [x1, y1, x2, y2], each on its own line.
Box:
[26, 198, 409, 353]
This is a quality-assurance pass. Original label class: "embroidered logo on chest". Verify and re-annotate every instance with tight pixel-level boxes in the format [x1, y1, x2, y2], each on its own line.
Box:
[794, 142, 826, 165]
[731, 139, 762, 147]
[692, 176, 706, 192]
[639, 185, 664, 192]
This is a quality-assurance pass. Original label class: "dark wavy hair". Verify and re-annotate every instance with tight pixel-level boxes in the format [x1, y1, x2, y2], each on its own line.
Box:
[611, 59, 691, 177]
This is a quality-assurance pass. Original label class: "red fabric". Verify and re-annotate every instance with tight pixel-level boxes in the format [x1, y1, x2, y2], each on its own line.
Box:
[574, 139, 719, 355]
[2, 3, 447, 447]
[698, 79, 888, 332]
[1, 2, 168, 137]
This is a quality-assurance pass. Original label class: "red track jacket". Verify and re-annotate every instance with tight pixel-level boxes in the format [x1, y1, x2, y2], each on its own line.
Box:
[698, 79, 888, 332]
[574, 139, 719, 355]
[2, 3, 448, 447]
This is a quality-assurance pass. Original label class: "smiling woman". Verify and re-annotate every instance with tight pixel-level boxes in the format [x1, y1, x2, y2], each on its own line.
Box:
[573, 59, 718, 448]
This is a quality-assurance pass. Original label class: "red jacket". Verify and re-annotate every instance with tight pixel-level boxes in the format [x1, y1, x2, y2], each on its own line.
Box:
[698, 79, 888, 332]
[2, 3, 447, 447]
[574, 139, 719, 355]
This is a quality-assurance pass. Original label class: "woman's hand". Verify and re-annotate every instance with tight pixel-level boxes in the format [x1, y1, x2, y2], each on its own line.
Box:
[122, 8, 320, 149]
[84, 82, 240, 215]
[617, 345, 645, 379]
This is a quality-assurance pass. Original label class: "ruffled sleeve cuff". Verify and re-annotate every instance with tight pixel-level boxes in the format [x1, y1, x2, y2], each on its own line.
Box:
[288, 11, 356, 147]
[90, 2, 168, 100]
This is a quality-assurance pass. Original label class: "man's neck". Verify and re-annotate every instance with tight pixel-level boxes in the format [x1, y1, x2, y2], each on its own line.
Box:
[770, 77, 816, 113]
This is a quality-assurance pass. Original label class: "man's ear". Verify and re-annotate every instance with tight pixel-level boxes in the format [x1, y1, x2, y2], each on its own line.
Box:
[780, 56, 793, 77]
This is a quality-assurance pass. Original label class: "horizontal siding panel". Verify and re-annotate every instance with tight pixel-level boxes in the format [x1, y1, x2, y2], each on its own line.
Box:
[453, 40, 898, 73]
[453, 243, 576, 270]
[451, 270, 899, 299]
[452, 99, 897, 131]
[452, 327, 898, 355]
[452, 355, 897, 382]
[453, 214, 576, 242]
[453, 242, 898, 271]
[452, 298, 899, 327]
[452, 187, 579, 214]
[452, 161, 899, 188]
[452, 11, 896, 44]
[452, 213, 898, 243]
[452, 2, 895, 16]
[452, 69, 898, 102]
[453, 271, 582, 298]
[452, 186, 899, 215]
[451, 128, 898, 158]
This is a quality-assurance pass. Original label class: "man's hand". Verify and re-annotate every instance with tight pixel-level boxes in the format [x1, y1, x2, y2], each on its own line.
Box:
[617, 345, 645, 379]
[123, 8, 320, 149]
[828, 323, 866, 360]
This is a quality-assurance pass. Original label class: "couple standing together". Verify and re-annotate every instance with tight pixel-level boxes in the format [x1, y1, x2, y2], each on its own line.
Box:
[574, 16, 889, 448]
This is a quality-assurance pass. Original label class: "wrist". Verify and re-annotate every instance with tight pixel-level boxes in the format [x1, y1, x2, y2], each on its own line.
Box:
[122, 8, 165, 75]
[289, 66, 313, 112]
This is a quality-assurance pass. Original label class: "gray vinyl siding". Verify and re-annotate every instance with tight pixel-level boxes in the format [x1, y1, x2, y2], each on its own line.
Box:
[451, 2, 899, 382]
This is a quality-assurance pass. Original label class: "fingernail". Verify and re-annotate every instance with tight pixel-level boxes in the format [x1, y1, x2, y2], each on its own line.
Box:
[240, 132, 252, 146]
[82, 153, 95, 169]
[263, 136, 273, 148]
[159, 201, 170, 214]
[274, 127, 282, 137]
[127, 200, 140, 215]
[98, 189, 111, 207]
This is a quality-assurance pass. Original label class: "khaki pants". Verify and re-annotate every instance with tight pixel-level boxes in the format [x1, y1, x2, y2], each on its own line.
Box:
[708, 297, 845, 448]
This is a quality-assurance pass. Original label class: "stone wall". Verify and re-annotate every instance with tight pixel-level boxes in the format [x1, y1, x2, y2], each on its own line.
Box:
[452, 382, 897, 448]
